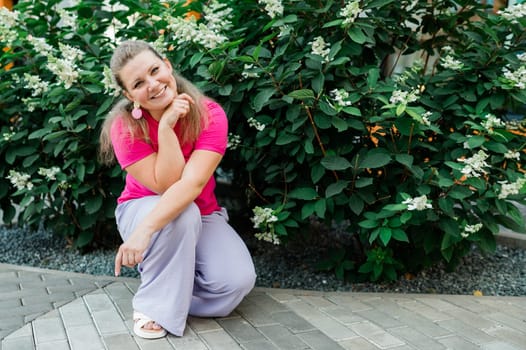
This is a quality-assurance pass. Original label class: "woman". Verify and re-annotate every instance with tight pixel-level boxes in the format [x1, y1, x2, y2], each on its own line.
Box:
[99, 40, 256, 339]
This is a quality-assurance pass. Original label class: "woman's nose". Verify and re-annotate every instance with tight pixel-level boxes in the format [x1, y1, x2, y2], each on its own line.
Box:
[146, 77, 159, 90]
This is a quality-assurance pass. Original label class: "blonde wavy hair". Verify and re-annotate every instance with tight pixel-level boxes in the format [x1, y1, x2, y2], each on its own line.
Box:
[98, 40, 208, 165]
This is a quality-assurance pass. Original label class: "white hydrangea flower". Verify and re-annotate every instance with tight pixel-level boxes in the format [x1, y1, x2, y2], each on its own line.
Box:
[310, 36, 331, 63]
[6, 170, 33, 191]
[22, 97, 38, 112]
[498, 177, 526, 199]
[461, 223, 483, 238]
[227, 133, 241, 150]
[517, 53, 526, 62]
[2, 131, 15, 142]
[440, 55, 464, 70]
[259, 0, 284, 19]
[58, 43, 84, 62]
[251, 206, 280, 245]
[402, 195, 432, 211]
[38, 167, 61, 181]
[502, 66, 526, 89]
[241, 64, 260, 79]
[389, 88, 420, 105]
[330, 89, 352, 108]
[278, 25, 292, 38]
[504, 150, 521, 161]
[481, 113, 505, 134]
[248, 117, 266, 131]
[26, 35, 54, 56]
[458, 150, 490, 178]
[46, 56, 79, 89]
[102, 66, 121, 96]
[23, 73, 49, 97]
[56, 7, 77, 28]
[498, 3, 526, 24]
[340, 0, 362, 26]
[421, 111, 433, 126]
[0, 8, 20, 45]
[165, 14, 228, 50]
[203, 0, 233, 32]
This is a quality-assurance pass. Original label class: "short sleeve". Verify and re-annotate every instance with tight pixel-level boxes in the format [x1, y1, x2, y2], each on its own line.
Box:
[110, 116, 155, 169]
[193, 100, 228, 155]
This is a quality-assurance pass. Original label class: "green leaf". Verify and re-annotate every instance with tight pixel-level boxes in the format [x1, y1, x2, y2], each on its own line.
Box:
[347, 26, 366, 44]
[253, 88, 275, 112]
[85, 196, 102, 214]
[349, 195, 364, 215]
[287, 89, 315, 100]
[359, 219, 378, 229]
[466, 135, 486, 149]
[395, 154, 414, 168]
[321, 155, 352, 170]
[359, 148, 391, 169]
[367, 68, 380, 90]
[392, 229, 409, 243]
[288, 187, 318, 200]
[379, 227, 392, 246]
[325, 180, 350, 198]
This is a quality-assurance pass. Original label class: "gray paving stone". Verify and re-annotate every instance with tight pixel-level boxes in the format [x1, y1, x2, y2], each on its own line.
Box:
[217, 317, 266, 343]
[239, 339, 281, 350]
[387, 326, 445, 350]
[103, 333, 140, 350]
[32, 316, 67, 345]
[297, 330, 345, 350]
[36, 340, 70, 350]
[1, 337, 35, 350]
[67, 325, 106, 350]
[437, 335, 480, 350]
[235, 299, 278, 327]
[436, 318, 496, 345]
[270, 311, 316, 333]
[339, 337, 381, 350]
[256, 324, 310, 350]
[199, 329, 243, 350]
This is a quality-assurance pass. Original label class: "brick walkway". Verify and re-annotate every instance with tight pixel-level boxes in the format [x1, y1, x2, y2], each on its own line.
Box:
[1, 263, 525, 350]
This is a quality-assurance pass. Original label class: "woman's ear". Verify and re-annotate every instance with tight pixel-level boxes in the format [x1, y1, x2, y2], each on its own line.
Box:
[123, 90, 132, 101]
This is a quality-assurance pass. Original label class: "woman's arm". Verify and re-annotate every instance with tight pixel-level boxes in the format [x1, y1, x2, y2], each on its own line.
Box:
[114, 149, 223, 276]
[125, 94, 194, 194]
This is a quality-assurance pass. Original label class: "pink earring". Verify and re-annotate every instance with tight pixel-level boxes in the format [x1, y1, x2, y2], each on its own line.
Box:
[131, 101, 142, 119]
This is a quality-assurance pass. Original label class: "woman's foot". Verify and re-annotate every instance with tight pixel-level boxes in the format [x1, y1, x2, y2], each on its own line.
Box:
[133, 311, 167, 339]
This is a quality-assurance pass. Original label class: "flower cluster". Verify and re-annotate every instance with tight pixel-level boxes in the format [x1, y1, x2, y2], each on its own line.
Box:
[310, 36, 331, 63]
[498, 177, 526, 199]
[340, 0, 362, 26]
[258, 0, 284, 19]
[504, 150, 521, 161]
[458, 150, 490, 178]
[164, 0, 231, 50]
[502, 65, 526, 89]
[440, 55, 464, 71]
[402, 195, 432, 211]
[0, 7, 19, 46]
[421, 111, 432, 126]
[498, 3, 526, 24]
[56, 7, 77, 29]
[481, 113, 505, 134]
[38, 167, 61, 181]
[248, 117, 266, 131]
[227, 133, 241, 150]
[330, 89, 352, 109]
[6, 170, 33, 191]
[389, 88, 420, 105]
[241, 64, 260, 79]
[461, 223, 483, 238]
[251, 206, 280, 245]
[23, 73, 49, 97]
[102, 66, 121, 96]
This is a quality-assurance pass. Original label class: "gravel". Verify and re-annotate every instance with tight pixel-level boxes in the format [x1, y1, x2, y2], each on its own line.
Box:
[1, 225, 525, 296]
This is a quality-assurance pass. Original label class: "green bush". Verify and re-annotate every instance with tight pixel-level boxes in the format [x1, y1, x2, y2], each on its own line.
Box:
[1, 0, 525, 280]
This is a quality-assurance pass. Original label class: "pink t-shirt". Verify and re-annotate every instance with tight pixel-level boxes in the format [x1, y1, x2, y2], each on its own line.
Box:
[110, 100, 227, 215]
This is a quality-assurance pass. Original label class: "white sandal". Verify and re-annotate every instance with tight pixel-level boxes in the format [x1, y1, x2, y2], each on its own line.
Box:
[133, 311, 167, 339]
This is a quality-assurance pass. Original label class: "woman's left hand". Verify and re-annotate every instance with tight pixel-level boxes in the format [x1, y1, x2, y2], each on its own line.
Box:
[114, 229, 152, 276]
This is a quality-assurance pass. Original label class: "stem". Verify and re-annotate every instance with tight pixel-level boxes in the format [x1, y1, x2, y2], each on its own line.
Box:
[407, 123, 415, 154]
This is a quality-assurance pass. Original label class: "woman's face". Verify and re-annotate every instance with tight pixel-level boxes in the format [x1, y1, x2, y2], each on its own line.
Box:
[120, 50, 177, 119]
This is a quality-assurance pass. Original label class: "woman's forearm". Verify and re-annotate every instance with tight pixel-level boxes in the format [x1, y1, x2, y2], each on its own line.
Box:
[154, 123, 185, 190]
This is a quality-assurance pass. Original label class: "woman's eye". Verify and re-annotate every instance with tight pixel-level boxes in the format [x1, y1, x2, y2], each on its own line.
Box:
[152, 67, 159, 74]
[134, 81, 142, 89]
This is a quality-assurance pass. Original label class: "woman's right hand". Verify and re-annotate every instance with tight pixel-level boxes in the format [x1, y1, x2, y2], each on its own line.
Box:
[159, 93, 195, 129]
[114, 229, 153, 276]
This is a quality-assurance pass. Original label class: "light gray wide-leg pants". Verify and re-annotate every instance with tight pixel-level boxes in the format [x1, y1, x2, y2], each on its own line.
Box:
[115, 196, 256, 336]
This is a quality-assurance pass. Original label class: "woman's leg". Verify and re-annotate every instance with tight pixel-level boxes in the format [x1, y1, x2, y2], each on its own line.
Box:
[115, 197, 202, 336]
[189, 208, 256, 317]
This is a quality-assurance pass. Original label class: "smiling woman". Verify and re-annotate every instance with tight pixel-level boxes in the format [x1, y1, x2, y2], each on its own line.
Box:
[97, 40, 256, 339]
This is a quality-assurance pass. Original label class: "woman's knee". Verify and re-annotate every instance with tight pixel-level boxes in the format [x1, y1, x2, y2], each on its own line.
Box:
[163, 202, 202, 238]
